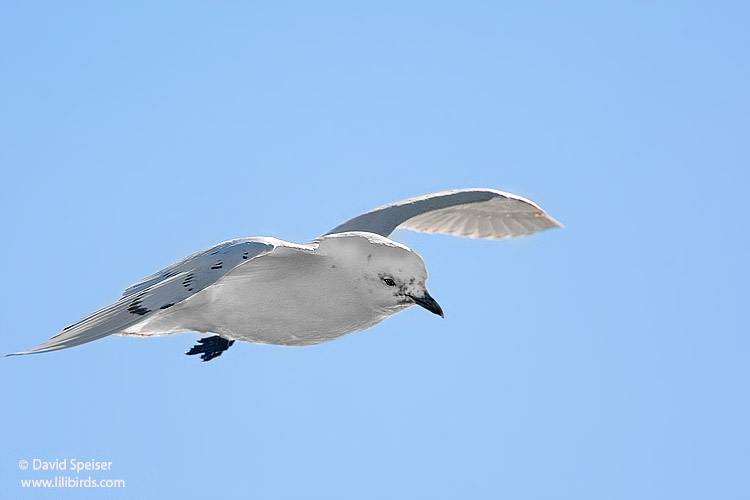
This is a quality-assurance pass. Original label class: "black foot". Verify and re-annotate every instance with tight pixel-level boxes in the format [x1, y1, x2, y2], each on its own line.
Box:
[186, 336, 235, 362]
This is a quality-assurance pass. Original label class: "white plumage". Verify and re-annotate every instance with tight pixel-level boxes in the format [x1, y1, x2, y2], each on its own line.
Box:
[9, 188, 561, 361]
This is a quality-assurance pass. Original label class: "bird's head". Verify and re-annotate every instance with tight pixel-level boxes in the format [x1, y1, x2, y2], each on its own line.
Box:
[318, 232, 444, 317]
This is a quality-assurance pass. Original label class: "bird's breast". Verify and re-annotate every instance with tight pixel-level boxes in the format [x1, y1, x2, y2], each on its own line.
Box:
[172, 247, 393, 346]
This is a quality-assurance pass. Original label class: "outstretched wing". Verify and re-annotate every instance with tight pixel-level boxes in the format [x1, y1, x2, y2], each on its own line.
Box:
[9, 239, 275, 355]
[327, 188, 562, 239]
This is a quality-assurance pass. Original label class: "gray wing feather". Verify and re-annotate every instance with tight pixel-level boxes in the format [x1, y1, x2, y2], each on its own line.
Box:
[121, 239, 267, 298]
[9, 239, 274, 355]
[327, 189, 562, 239]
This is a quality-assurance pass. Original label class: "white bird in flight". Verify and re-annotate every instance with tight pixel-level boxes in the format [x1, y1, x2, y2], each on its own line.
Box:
[10, 189, 561, 361]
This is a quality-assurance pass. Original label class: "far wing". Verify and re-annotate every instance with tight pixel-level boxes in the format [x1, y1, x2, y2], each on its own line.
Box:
[327, 189, 562, 239]
[9, 239, 275, 355]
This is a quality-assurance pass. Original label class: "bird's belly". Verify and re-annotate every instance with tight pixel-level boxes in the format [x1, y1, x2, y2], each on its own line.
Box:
[171, 264, 394, 346]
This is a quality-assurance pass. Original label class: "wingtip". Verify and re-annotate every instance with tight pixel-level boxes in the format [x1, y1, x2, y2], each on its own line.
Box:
[542, 213, 564, 230]
[5, 343, 58, 357]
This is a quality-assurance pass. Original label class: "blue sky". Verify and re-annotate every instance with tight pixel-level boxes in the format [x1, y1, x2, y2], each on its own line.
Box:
[1, 2, 748, 499]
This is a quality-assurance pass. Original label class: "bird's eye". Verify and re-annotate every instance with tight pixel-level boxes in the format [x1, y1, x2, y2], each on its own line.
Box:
[382, 278, 396, 287]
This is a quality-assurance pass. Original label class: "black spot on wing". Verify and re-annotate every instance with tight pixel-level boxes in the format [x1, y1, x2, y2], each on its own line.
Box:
[62, 319, 85, 332]
[128, 304, 150, 315]
[160, 303, 175, 310]
[182, 273, 195, 291]
[128, 295, 151, 316]
[211, 261, 223, 270]
[242, 251, 249, 260]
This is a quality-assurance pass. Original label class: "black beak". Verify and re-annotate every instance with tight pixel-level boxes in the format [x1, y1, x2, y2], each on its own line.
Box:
[410, 291, 444, 318]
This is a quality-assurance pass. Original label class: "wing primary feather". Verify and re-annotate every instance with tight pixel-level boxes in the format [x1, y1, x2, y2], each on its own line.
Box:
[327, 188, 561, 240]
[7, 239, 275, 356]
